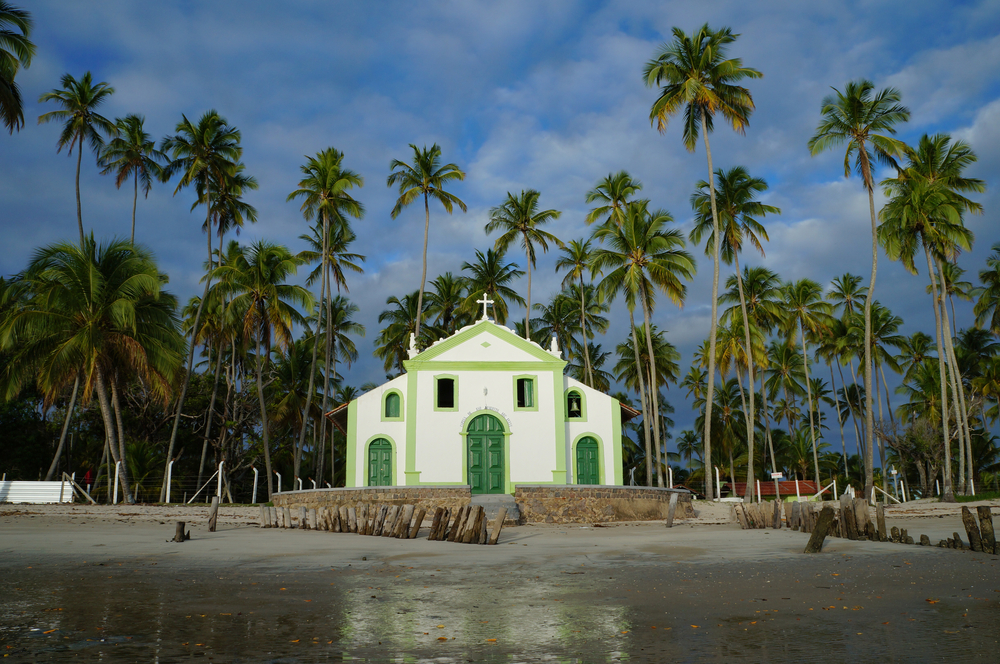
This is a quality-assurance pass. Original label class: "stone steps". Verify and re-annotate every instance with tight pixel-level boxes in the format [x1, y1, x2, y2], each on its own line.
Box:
[471, 493, 520, 524]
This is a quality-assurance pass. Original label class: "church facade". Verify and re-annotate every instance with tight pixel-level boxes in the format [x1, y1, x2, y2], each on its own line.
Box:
[332, 313, 629, 494]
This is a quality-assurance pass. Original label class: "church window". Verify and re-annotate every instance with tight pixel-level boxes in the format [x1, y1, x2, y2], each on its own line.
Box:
[384, 392, 400, 418]
[567, 391, 583, 418]
[516, 377, 534, 409]
[436, 377, 455, 409]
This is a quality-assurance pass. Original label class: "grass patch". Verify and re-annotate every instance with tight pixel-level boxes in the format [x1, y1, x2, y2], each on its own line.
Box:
[955, 491, 1000, 503]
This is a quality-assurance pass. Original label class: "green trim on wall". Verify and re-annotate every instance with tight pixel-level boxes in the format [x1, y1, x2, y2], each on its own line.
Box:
[380, 388, 404, 422]
[405, 370, 417, 475]
[460, 410, 513, 494]
[404, 471, 421, 485]
[512, 374, 539, 412]
[363, 434, 398, 487]
[571, 432, 605, 485]
[346, 399, 358, 487]
[564, 387, 588, 421]
[611, 400, 624, 485]
[405, 360, 564, 373]
[407, 319, 566, 364]
[553, 370, 566, 482]
[433, 374, 460, 412]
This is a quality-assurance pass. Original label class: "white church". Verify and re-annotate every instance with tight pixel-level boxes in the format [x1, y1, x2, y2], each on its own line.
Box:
[328, 300, 633, 494]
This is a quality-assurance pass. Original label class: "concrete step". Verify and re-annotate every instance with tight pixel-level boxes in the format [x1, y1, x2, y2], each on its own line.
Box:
[470, 493, 520, 524]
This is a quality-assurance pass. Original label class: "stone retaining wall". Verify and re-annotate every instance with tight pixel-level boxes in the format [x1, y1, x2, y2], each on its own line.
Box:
[271, 486, 471, 513]
[514, 485, 694, 523]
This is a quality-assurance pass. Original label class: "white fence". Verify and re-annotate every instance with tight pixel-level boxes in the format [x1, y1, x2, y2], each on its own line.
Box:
[0, 480, 75, 504]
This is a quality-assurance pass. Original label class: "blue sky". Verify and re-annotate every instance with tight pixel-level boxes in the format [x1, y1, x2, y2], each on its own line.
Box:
[4, 1, 1000, 452]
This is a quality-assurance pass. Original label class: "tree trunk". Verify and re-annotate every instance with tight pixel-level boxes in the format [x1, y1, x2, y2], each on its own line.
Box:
[860, 149, 878, 500]
[295, 213, 325, 481]
[629, 308, 652, 486]
[95, 369, 133, 504]
[936, 256, 974, 494]
[525, 243, 532, 341]
[847, 360, 866, 460]
[734, 256, 757, 501]
[414, 192, 430, 340]
[255, 333, 274, 500]
[131, 171, 138, 245]
[830, 364, 849, 481]
[874, 360, 887, 494]
[160, 172, 214, 501]
[45, 376, 79, 481]
[640, 281, 664, 487]
[327, 260, 338, 485]
[925, 245, 954, 500]
[198, 344, 223, 489]
[110, 379, 133, 503]
[75, 138, 85, 245]
[701, 109, 721, 501]
[580, 277, 593, 387]
[796, 321, 822, 488]
[761, 375, 779, 497]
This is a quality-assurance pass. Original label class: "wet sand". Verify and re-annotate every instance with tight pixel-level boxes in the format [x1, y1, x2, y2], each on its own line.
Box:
[2, 503, 999, 662]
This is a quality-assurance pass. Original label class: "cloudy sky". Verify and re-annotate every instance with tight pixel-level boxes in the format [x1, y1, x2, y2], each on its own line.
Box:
[4, 1, 999, 450]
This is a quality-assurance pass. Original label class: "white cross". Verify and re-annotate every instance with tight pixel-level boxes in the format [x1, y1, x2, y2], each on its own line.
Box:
[477, 293, 494, 320]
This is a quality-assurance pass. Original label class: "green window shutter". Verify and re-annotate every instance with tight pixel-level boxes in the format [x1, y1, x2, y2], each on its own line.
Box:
[385, 393, 400, 418]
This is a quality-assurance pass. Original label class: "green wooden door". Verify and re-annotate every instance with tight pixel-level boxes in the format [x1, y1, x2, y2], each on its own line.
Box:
[467, 414, 505, 494]
[367, 439, 392, 486]
[576, 437, 599, 485]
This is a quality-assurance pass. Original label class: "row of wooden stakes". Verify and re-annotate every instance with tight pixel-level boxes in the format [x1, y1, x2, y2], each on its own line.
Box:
[258, 503, 508, 545]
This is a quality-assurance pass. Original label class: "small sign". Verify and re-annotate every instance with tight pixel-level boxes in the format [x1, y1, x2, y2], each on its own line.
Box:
[890, 469, 898, 475]
[770, 472, 784, 479]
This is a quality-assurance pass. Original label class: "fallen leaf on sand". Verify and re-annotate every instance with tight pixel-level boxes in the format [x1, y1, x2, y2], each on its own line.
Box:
[43, 630, 56, 635]
[486, 638, 497, 642]
[926, 599, 940, 604]
[437, 625, 445, 629]
[437, 637, 447, 641]
[691, 625, 699, 629]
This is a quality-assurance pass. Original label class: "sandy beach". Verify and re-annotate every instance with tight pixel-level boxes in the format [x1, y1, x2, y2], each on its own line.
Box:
[2, 501, 998, 662]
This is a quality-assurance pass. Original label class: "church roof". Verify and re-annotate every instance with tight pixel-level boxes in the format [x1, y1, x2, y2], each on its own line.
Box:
[404, 317, 565, 367]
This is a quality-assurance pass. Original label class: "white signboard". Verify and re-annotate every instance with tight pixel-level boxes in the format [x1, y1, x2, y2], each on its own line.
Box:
[770, 472, 784, 479]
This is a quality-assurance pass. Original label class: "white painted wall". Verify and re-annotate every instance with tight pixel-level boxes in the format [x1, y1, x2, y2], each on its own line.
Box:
[563, 376, 618, 485]
[352, 374, 407, 485]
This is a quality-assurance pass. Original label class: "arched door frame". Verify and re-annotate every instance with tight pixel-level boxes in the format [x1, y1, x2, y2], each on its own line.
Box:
[461, 410, 512, 494]
[364, 434, 398, 487]
[572, 432, 605, 485]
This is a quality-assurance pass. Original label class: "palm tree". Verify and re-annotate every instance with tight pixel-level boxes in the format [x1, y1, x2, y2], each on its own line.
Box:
[569, 342, 613, 392]
[211, 240, 312, 500]
[808, 79, 910, 497]
[288, 147, 364, 483]
[644, 24, 761, 499]
[781, 279, 833, 487]
[691, 165, 779, 498]
[975, 243, 1000, 336]
[556, 238, 598, 386]
[387, 144, 467, 341]
[460, 248, 525, 325]
[0, 237, 184, 504]
[485, 189, 563, 339]
[38, 72, 117, 244]
[532, 292, 581, 362]
[158, 110, 242, 500]
[319, 295, 364, 483]
[585, 171, 643, 228]
[376, 291, 432, 375]
[0, 2, 34, 133]
[98, 114, 168, 244]
[426, 272, 471, 335]
[594, 200, 695, 487]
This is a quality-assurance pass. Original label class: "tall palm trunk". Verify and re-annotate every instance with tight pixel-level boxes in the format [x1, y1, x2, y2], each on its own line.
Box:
[198, 345, 223, 489]
[936, 255, 974, 493]
[524, 244, 532, 341]
[734, 257, 757, 501]
[255, 332, 274, 500]
[860, 149, 877, 500]
[639, 281, 664, 487]
[701, 108, 721, 501]
[95, 369, 133, 504]
[160, 172, 214, 501]
[579, 277, 593, 387]
[130, 171, 138, 245]
[629, 308, 653, 486]
[45, 376, 80, 481]
[761, 376, 779, 497]
[414, 193, 430, 340]
[795, 321, 822, 487]
[924, 245, 954, 500]
[326, 261, 337, 485]
[298, 212, 329, 481]
[847, 360, 866, 460]
[830, 364, 849, 481]
[75, 137, 85, 245]
[110, 380, 131, 500]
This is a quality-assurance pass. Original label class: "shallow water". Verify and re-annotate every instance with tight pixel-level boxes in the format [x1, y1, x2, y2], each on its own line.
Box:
[2, 552, 999, 662]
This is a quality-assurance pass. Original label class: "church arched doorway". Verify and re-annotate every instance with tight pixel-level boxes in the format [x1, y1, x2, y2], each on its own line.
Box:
[466, 413, 505, 494]
[575, 436, 599, 485]
[367, 438, 393, 486]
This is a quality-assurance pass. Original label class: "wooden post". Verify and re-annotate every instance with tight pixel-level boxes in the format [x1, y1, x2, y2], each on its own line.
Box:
[488, 507, 507, 545]
[283, 507, 292, 529]
[962, 507, 984, 552]
[479, 512, 488, 544]
[428, 507, 444, 540]
[733, 503, 749, 530]
[448, 506, 469, 542]
[338, 506, 349, 532]
[920, 534, 931, 546]
[853, 498, 873, 540]
[395, 505, 414, 538]
[381, 505, 400, 537]
[174, 522, 187, 542]
[462, 506, 484, 543]
[439, 508, 454, 540]
[347, 507, 357, 533]
[977, 506, 996, 554]
[773, 500, 782, 529]
[356, 504, 367, 534]
[208, 496, 220, 532]
[890, 526, 900, 543]
[784, 502, 793, 530]
[803, 506, 837, 553]
[308, 508, 318, 530]
[259, 504, 268, 528]
[952, 532, 967, 550]
[268, 507, 277, 527]
[410, 507, 427, 538]
[665, 492, 679, 528]
[876, 503, 887, 542]
[790, 502, 800, 531]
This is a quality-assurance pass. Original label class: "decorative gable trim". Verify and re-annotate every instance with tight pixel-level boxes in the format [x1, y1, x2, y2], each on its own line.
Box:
[403, 319, 564, 369]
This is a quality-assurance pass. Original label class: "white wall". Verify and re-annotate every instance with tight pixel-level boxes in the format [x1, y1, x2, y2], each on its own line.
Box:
[352, 375, 407, 485]
[564, 377, 617, 485]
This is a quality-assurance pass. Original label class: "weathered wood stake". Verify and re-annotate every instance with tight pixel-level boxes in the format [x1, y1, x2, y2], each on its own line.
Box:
[977, 506, 996, 554]
[410, 507, 427, 538]
[803, 506, 836, 553]
[174, 521, 187, 542]
[208, 496, 220, 532]
[962, 507, 984, 552]
[876, 503, 887, 542]
[347, 507, 357, 533]
[488, 507, 507, 544]
[665, 492, 679, 528]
